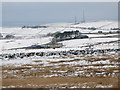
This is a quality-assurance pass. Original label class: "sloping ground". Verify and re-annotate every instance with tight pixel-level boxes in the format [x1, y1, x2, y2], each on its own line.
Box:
[3, 77, 118, 88]
[71, 21, 118, 29]
[61, 38, 118, 49]
[1, 21, 118, 37]
[1, 21, 119, 88]
[0, 37, 118, 53]
[2, 52, 119, 88]
[0, 21, 119, 52]
[0, 37, 52, 50]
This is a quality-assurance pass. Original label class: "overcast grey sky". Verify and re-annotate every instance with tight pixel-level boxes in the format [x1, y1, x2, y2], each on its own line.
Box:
[2, 2, 118, 27]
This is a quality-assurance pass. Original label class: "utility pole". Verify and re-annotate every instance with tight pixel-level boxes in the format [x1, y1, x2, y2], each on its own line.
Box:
[82, 9, 85, 23]
[75, 16, 77, 24]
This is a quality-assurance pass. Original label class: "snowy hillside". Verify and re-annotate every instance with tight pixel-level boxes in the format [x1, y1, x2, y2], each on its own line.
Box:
[0, 20, 119, 52]
[1, 20, 119, 88]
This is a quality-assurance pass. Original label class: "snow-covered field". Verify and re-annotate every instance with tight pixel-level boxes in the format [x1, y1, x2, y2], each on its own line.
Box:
[1, 21, 119, 88]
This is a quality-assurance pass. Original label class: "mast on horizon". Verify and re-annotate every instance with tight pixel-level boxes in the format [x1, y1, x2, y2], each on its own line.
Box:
[82, 9, 85, 23]
[75, 16, 77, 24]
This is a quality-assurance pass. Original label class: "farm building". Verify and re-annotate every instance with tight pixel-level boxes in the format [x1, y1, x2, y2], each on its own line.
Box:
[0, 33, 3, 39]
[52, 30, 88, 42]
[5, 34, 15, 39]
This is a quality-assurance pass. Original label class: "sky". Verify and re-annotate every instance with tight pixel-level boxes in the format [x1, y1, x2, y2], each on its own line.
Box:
[2, 2, 118, 27]
[1, 0, 119, 2]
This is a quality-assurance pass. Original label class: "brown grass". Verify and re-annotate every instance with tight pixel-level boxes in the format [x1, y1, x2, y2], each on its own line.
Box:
[2, 54, 119, 88]
[2, 66, 31, 70]
[32, 60, 43, 62]
[87, 57, 112, 62]
[109, 58, 119, 62]
[2, 77, 118, 88]
[49, 59, 81, 64]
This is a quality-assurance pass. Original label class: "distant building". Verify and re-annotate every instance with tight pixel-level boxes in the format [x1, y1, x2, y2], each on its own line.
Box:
[5, 34, 15, 39]
[98, 31, 103, 33]
[74, 35, 88, 39]
[52, 30, 88, 42]
[0, 33, 3, 39]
